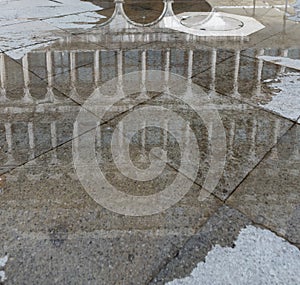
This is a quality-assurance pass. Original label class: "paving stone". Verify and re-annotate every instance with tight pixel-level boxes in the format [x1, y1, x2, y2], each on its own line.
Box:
[0, 139, 221, 284]
[150, 206, 252, 284]
[227, 124, 300, 248]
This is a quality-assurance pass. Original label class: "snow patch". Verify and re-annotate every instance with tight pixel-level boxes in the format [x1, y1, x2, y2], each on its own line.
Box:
[261, 72, 300, 121]
[258, 55, 300, 71]
[0, 0, 105, 59]
[0, 255, 8, 283]
[167, 226, 300, 285]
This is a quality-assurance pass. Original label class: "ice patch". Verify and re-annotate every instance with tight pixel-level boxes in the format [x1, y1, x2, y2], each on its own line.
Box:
[167, 226, 300, 285]
[261, 72, 300, 121]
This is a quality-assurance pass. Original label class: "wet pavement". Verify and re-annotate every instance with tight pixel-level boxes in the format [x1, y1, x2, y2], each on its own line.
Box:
[0, 0, 300, 284]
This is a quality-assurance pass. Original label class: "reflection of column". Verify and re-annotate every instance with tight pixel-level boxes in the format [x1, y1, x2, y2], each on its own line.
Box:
[117, 50, 125, 100]
[184, 122, 191, 148]
[233, 50, 241, 98]
[118, 121, 124, 151]
[73, 121, 79, 162]
[210, 48, 217, 93]
[22, 54, 34, 103]
[249, 117, 257, 160]
[163, 119, 168, 149]
[185, 50, 194, 99]
[0, 53, 8, 102]
[280, 49, 289, 74]
[228, 120, 235, 158]
[50, 121, 58, 164]
[69, 51, 78, 100]
[117, 49, 123, 78]
[94, 50, 100, 87]
[188, 50, 193, 79]
[138, 120, 147, 163]
[4, 123, 16, 165]
[270, 118, 280, 159]
[163, 49, 170, 95]
[28, 122, 35, 160]
[96, 122, 101, 148]
[207, 121, 213, 146]
[291, 125, 300, 161]
[44, 50, 56, 103]
[138, 50, 149, 100]
[252, 0, 256, 16]
[255, 49, 264, 97]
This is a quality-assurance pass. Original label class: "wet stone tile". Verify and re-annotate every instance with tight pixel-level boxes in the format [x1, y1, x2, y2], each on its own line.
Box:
[0, 138, 221, 284]
[123, 47, 234, 77]
[0, 54, 99, 174]
[193, 51, 300, 121]
[227, 124, 300, 247]
[10, 36, 108, 79]
[106, 88, 293, 200]
[150, 205, 252, 284]
[0, 20, 66, 54]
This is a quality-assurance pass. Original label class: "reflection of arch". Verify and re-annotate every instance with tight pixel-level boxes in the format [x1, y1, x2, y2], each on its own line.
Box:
[93, 0, 263, 37]
[98, 0, 178, 28]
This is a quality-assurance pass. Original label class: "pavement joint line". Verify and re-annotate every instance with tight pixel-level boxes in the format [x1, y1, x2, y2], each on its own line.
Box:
[223, 121, 297, 204]
[0, 89, 163, 178]
[190, 55, 299, 124]
[227, 205, 300, 249]
[146, 203, 225, 285]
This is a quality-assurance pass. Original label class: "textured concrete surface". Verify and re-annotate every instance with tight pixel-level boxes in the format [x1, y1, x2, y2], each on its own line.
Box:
[166, 226, 300, 285]
[151, 206, 252, 284]
[228, 124, 300, 247]
[0, 0, 299, 284]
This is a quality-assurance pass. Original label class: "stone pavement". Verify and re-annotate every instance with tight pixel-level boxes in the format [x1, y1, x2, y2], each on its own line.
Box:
[0, 0, 299, 284]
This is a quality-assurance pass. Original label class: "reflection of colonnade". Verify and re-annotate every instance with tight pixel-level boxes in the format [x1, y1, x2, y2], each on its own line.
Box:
[1, 46, 299, 170]
[2, 46, 300, 103]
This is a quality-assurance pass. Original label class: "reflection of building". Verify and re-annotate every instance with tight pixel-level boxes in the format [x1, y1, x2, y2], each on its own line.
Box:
[1, 44, 298, 172]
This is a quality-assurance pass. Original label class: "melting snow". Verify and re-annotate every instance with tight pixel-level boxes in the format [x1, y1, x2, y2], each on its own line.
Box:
[261, 72, 300, 121]
[167, 226, 300, 285]
[0, 0, 105, 59]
